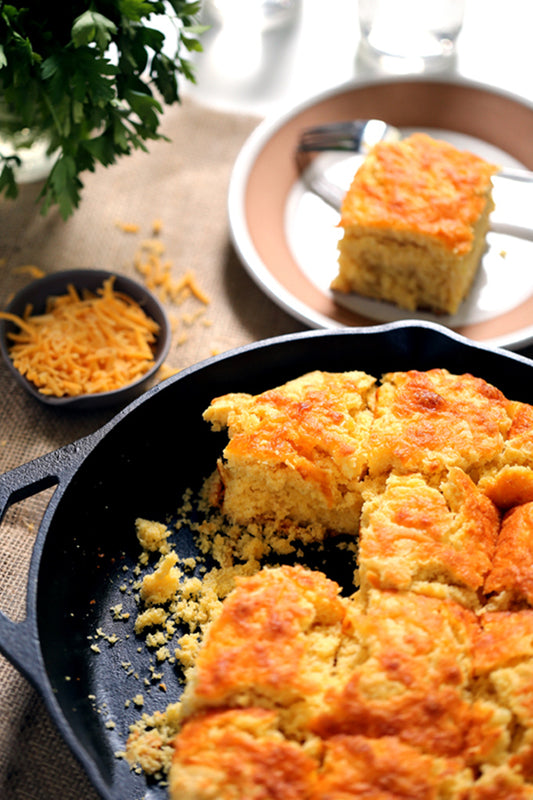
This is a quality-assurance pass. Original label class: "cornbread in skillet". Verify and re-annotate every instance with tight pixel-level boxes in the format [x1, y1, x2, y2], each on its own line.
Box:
[332, 132, 497, 314]
[203, 370, 376, 536]
[178, 564, 346, 735]
[125, 366, 533, 799]
[358, 467, 499, 602]
[169, 708, 319, 800]
[368, 368, 512, 480]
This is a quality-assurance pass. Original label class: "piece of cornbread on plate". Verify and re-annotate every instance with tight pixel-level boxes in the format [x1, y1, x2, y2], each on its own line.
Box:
[203, 370, 376, 536]
[332, 132, 498, 315]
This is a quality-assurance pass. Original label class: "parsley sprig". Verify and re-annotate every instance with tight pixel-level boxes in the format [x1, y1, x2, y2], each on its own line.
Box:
[0, 1, 206, 218]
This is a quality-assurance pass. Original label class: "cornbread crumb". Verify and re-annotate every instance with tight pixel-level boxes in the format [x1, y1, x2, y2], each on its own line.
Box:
[140, 553, 181, 605]
[135, 607, 167, 634]
[135, 518, 171, 553]
[174, 633, 201, 670]
[126, 705, 182, 775]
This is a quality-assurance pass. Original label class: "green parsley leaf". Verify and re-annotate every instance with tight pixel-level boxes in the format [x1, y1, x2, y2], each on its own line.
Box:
[71, 11, 117, 52]
[0, 2, 206, 218]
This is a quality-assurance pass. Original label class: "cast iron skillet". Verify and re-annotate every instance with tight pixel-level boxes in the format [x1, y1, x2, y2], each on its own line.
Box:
[1, 321, 533, 800]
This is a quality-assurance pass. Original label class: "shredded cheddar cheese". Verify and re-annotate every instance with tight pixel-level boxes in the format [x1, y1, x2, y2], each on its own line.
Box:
[112, 220, 216, 377]
[133, 239, 211, 307]
[13, 265, 46, 279]
[0, 277, 160, 397]
[116, 220, 141, 233]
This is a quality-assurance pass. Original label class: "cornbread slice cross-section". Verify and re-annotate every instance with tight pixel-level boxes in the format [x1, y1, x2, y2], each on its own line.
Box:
[478, 400, 533, 509]
[474, 610, 533, 783]
[332, 132, 497, 315]
[203, 370, 376, 536]
[484, 501, 533, 606]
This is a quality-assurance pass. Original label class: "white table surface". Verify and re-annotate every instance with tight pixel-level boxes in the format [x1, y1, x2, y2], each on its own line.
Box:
[182, 0, 532, 118]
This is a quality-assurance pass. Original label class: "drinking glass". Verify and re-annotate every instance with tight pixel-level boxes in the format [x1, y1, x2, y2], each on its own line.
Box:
[358, 0, 466, 73]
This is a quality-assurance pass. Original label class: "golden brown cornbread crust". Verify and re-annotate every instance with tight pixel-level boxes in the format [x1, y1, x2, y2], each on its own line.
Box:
[204, 367, 519, 534]
[332, 133, 498, 314]
[131, 367, 533, 799]
[203, 369, 376, 536]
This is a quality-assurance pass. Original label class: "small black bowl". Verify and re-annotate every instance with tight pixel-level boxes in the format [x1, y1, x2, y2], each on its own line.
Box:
[0, 269, 171, 410]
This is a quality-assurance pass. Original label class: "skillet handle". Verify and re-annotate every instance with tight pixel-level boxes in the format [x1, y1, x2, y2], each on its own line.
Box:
[0, 441, 91, 688]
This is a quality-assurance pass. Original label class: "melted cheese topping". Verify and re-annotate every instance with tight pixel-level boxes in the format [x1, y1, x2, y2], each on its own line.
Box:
[340, 132, 498, 253]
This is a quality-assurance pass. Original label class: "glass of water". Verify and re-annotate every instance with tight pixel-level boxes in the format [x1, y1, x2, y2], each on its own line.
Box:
[358, 0, 466, 73]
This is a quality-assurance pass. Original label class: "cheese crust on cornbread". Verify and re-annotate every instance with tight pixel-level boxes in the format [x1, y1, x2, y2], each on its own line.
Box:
[129, 366, 533, 799]
[332, 133, 497, 315]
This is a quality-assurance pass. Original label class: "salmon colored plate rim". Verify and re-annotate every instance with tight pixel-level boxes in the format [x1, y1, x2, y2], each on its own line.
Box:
[228, 75, 533, 350]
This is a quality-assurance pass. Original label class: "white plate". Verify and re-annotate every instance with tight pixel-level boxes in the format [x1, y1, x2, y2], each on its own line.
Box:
[229, 76, 533, 350]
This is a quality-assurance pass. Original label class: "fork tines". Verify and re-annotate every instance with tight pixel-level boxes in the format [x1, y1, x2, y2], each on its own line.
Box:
[298, 119, 395, 153]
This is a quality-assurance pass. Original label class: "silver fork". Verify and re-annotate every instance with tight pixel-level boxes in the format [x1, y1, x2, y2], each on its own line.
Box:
[296, 119, 533, 241]
[298, 119, 402, 155]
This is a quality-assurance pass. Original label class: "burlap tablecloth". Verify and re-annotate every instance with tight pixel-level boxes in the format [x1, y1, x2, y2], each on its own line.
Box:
[0, 97, 306, 800]
[2, 91, 533, 800]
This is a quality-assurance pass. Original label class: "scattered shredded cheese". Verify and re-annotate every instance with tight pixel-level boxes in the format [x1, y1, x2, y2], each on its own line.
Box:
[0, 276, 160, 397]
[116, 220, 140, 233]
[13, 265, 46, 279]
[133, 239, 210, 307]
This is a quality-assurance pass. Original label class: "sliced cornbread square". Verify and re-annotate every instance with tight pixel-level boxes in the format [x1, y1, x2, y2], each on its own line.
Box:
[169, 708, 319, 800]
[332, 132, 497, 315]
[358, 468, 499, 601]
[203, 370, 376, 536]
[178, 564, 347, 736]
[368, 369, 512, 479]
[313, 589, 510, 766]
